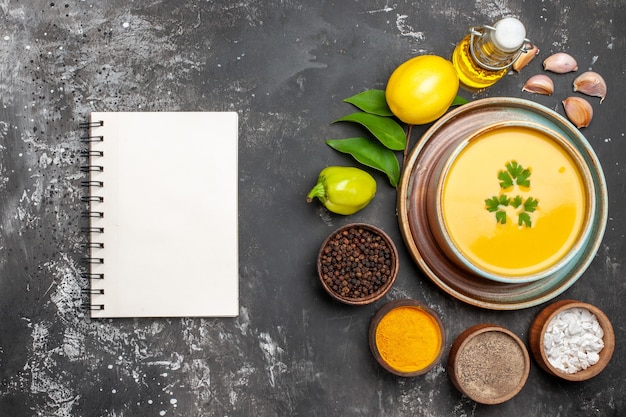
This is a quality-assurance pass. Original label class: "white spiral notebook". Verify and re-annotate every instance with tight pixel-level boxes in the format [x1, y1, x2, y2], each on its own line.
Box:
[82, 112, 239, 318]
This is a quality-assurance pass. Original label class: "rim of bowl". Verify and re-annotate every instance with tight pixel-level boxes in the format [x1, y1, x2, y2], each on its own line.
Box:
[529, 299, 615, 381]
[432, 120, 596, 283]
[368, 299, 445, 377]
[317, 223, 399, 305]
[448, 324, 530, 404]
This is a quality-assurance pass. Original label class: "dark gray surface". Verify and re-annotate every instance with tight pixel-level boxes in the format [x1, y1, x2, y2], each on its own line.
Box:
[0, 1, 624, 416]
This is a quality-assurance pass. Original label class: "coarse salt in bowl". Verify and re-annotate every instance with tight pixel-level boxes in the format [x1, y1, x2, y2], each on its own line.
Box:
[529, 299, 615, 381]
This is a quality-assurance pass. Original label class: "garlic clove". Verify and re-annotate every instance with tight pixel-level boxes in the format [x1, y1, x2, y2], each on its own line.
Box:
[543, 52, 578, 73]
[573, 71, 607, 102]
[512, 44, 540, 72]
[522, 74, 554, 95]
[562, 97, 593, 128]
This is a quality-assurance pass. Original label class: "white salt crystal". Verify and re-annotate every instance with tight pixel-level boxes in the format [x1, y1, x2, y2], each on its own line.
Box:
[543, 307, 604, 374]
[587, 352, 600, 363]
[568, 321, 582, 335]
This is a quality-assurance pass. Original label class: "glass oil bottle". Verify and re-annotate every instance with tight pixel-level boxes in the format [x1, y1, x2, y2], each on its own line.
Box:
[452, 17, 531, 90]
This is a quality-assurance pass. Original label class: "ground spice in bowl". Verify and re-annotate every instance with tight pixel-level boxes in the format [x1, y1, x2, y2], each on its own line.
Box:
[369, 299, 445, 376]
[317, 223, 399, 305]
[448, 324, 530, 404]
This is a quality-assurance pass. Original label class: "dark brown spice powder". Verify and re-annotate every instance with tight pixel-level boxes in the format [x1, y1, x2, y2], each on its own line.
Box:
[456, 331, 526, 401]
[319, 227, 393, 300]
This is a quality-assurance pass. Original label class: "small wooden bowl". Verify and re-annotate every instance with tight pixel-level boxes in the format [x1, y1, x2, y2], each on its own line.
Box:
[317, 223, 399, 305]
[528, 299, 615, 381]
[369, 299, 445, 377]
[448, 324, 530, 404]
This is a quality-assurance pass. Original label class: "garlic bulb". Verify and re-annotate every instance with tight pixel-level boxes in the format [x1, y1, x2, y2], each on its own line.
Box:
[522, 74, 554, 95]
[543, 52, 578, 73]
[573, 71, 607, 102]
[563, 97, 593, 128]
[512, 44, 540, 72]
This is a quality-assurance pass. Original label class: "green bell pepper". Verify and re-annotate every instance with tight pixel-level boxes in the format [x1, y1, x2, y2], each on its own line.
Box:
[306, 166, 376, 215]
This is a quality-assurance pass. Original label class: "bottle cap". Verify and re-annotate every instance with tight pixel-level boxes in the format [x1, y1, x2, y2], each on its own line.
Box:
[492, 17, 526, 52]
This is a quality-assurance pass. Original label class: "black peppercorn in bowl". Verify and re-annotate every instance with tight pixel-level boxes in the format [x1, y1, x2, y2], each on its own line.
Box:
[317, 223, 399, 305]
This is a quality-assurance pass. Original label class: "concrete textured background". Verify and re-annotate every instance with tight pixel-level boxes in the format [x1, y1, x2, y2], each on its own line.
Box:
[0, 1, 624, 416]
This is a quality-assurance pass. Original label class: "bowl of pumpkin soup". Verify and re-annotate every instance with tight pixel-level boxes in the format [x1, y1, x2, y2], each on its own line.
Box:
[398, 97, 607, 308]
[427, 122, 595, 283]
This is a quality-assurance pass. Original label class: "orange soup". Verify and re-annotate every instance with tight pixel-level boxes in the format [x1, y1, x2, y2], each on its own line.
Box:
[441, 126, 588, 277]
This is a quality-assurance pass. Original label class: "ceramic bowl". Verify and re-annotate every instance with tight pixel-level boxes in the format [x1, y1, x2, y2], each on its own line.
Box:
[317, 223, 399, 305]
[426, 120, 596, 284]
[448, 324, 530, 404]
[528, 299, 615, 381]
[369, 299, 445, 376]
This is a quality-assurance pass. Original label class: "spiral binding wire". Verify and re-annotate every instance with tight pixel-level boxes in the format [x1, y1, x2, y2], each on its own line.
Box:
[82, 211, 104, 218]
[81, 180, 104, 188]
[80, 135, 104, 143]
[82, 288, 105, 295]
[80, 165, 104, 173]
[85, 242, 104, 248]
[81, 302, 105, 311]
[81, 272, 104, 280]
[80, 150, 104, 157]
[79, 120, 104, 129]
[80, 119, 106, 312]
[82, 226, 104, 233]
[81, 196, 104, 203]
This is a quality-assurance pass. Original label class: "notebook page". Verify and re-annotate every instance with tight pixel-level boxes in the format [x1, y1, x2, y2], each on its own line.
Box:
[88, 112, 238, 318]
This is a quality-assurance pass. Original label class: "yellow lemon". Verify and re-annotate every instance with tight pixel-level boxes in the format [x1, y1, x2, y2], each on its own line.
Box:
[385, 55, 460, 125]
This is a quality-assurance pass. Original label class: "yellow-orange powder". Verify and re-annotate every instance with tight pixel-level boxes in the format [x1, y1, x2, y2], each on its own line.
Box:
[375, 306, 442, 373]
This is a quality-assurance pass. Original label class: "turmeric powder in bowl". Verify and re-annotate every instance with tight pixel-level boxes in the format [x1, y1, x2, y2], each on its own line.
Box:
[369, 299, 445, 376]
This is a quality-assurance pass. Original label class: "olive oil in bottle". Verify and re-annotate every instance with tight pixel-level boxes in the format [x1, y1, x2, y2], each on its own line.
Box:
[452, 17, 530, 90]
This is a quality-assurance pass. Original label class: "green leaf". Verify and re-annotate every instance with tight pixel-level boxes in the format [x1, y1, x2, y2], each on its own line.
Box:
[498, 170, 514, 189]
[517, 168, 532, 187]
[343, 90, 394, 117]
[506, 161, 524, 179]
[511, 195, 523, 208]
[518, 212, 532, 227]
[499, 161, 533, 189]
[496, 210, 507, 224]
[326, 137, 401, 187]
[451, 95, 469, 106]
[498, 195, 511, 206]
[485, 196, 500, 212]
[524, 196, 539, 212]
[334, 112, 406, 151]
